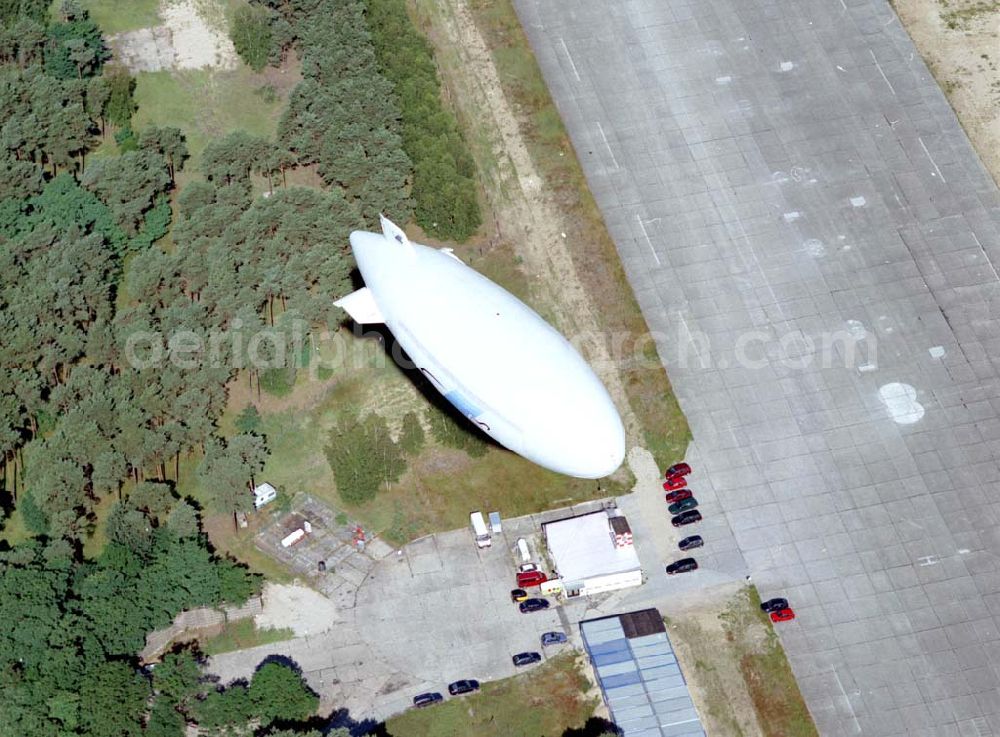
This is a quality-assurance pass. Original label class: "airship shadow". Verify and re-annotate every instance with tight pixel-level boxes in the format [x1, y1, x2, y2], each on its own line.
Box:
[344, 318, 506, 455]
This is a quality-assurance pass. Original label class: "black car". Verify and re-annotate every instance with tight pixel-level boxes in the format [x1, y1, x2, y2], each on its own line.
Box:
[412, 692, 443, 708]
[447, 679, 480, 696]
[678, 535, 703, 551]
[512, 651, 542, 667]
[671, 510, 702, 527]
[665, 558, 698, 575]
[760, 597, 789, 613]
[519, 598, 550, 613]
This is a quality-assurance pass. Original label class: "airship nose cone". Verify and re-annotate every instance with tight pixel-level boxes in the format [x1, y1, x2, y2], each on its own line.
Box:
[577, 414, 626, 479]
[522, 403, 625, 479]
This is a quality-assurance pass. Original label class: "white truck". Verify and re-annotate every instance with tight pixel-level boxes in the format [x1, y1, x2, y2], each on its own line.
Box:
[470, 511, 492, 548]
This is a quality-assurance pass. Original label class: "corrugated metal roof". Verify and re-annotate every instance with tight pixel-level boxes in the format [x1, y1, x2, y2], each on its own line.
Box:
[581, 609, 706, 737]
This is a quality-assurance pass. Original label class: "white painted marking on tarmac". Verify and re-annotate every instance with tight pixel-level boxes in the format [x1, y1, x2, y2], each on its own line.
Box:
[918, 137, 947, 182]
[845, 320, 867, 339]
[783, 211, 802, 222]
[715, 75, 732, 84]
[971, 231, 1000, 281]
[850, 196, 867, 207]
[868, 49, 896, 95]
[929, 346, 945, 359]
[803, 239, 826, 257]
[878, 382, 925, 424]
[596, 121, 620, 170]
[917, 555, 938, 566]
[636, 214, 661, 266]
[832, 669, 862, 735]
[558, 37, 581, 82]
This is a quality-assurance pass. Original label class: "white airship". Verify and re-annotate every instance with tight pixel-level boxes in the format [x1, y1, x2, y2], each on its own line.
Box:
[334, 216, 625, 479]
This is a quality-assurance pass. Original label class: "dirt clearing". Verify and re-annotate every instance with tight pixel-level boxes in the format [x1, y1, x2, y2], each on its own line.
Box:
[109, 0, 238, 73]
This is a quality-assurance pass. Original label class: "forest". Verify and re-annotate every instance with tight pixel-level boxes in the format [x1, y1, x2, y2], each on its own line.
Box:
[0, 0, 481, 734]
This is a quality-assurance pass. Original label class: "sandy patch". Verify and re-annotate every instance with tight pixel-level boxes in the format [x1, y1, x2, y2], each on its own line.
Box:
[254, 582, 339, 636]
[109, 0, 238, 73]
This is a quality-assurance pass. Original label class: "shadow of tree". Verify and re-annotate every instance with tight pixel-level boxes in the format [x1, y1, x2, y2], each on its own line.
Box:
[561, 716, 621, 737]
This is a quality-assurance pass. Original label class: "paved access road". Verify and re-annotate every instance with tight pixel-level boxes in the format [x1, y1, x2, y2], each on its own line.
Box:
[515, 0, 1000, 734]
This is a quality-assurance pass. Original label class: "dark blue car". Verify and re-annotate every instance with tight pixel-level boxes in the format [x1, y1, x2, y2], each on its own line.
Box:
[448, 679, 480, 696]
[512, 651, 542, 667]
[412, 692, 443, 708]
[519, 598, 550, 613]
[541, 631, 567, 647]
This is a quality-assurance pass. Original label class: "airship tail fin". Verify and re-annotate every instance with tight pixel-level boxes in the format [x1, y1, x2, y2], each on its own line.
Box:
[379, 214, 410, 247]
[334, 287, 385, 324]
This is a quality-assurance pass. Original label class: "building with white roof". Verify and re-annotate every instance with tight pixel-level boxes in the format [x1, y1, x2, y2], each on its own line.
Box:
[543, 509, 643, 597]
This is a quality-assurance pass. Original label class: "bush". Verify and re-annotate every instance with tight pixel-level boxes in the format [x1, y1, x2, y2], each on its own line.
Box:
[399, 410, 425, 455]
[230, 5, 273, 72]
[325, 412, 406, 504]
[259, 367, 295, 397]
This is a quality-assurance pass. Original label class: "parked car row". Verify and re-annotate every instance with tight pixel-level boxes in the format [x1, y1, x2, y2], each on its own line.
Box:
[664, 462, 702, 574]
[412, 679, 481, 708]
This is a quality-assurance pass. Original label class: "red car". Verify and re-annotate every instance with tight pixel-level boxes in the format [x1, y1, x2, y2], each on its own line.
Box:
[517, 570, 548, 588]
[665, 488, 692, 504]
[663, 476, 687, 491]
[770, 607, 795, 623]
[665, 462, 691, 479]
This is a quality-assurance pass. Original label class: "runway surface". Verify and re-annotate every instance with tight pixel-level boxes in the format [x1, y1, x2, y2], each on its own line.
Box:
[515, 0, 1000, 733]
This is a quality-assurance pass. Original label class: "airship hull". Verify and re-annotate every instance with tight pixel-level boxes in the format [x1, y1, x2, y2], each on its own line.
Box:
[336, 217, 625, 479]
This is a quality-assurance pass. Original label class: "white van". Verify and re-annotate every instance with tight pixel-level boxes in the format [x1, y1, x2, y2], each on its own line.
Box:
[470, 511, 491, 548]
[516, 537, 531, 563]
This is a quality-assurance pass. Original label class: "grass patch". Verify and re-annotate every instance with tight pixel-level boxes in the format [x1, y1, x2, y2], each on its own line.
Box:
[200, 618, 295, 656]
[132, 65, 291, 172]
[253, 370, 625, 547]
[384, 653, 598, 737]
[182, 330, 627, 554]
[74, 0, 161, 33]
